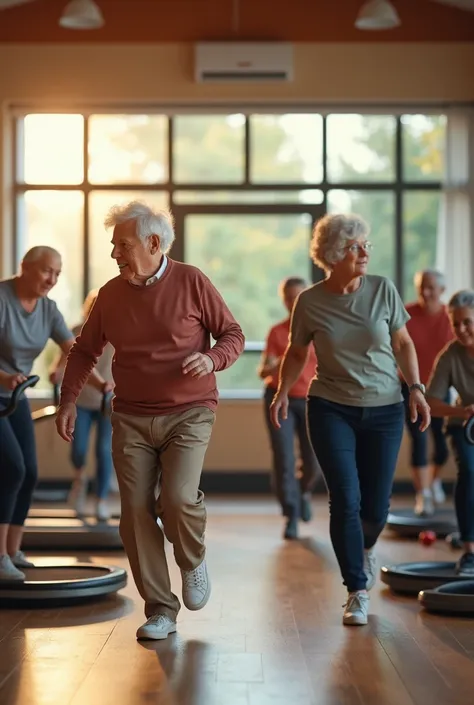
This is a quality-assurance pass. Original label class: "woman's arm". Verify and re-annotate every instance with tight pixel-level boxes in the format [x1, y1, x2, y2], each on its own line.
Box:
[276, 343, 309, 396]
[391, 325, 420, 387]
[425, 395, 467, 419]
[391, 325, 430, 431]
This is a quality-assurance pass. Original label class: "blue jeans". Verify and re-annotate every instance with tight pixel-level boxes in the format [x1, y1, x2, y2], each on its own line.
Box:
[0, 397, 38, 525]
[446, 426, 474, 542]
[401, 383, 449, 467]
[307, 396, 405, 592]
[71, 407, 113, 500]
[263, 387, 320, 518]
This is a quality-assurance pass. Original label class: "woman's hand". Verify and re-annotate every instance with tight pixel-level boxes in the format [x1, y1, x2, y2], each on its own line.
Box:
[2, 372, 28, 390]
[409, 389, 431, 432]
[270, 391, 289, 429]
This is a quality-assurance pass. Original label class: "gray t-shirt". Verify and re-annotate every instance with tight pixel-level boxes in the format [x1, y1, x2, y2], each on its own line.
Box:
[427, 340, 474, 427]
[0, 278, 72, 396]
[72, 323, 115, 410]
[290, 274, 410, 407]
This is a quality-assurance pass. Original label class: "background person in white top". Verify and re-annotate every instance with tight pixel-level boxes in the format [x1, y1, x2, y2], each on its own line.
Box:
[65, 290, 115, 521]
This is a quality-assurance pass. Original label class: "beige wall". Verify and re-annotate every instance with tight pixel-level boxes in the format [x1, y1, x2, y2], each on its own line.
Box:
[2, 41, 472, 483]
[30, 397, 458, 483]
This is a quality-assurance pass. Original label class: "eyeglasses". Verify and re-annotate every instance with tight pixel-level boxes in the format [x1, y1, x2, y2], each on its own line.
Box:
[344, 241, 373, 254]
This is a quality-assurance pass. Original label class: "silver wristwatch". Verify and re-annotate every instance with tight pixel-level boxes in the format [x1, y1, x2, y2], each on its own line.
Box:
[409, 383, 426, 395]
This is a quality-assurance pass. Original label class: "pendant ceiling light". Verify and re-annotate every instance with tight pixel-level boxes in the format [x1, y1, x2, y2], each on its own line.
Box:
[59, 0, 104, 30]
[355, 0, 401, 30]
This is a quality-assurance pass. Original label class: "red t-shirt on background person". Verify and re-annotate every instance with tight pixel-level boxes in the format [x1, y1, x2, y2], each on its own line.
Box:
[405, 302, 455, 386]
[263, 318, 317, 398]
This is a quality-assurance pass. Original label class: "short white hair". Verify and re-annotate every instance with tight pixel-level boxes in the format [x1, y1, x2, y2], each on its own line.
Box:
[104, 200, 175, 254]
[414, 268, 446, 288]
[310, 214, 370, 272]
[448, 289, 474, 311]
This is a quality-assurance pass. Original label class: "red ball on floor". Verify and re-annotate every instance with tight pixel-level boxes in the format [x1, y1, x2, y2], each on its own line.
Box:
[419, 530, 437, 546]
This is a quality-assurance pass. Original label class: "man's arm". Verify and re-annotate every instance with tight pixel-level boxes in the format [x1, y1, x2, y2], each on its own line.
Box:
[198, 275, 245, 372]
[50, 338, 109, 393]
[59, 298, 108, 406]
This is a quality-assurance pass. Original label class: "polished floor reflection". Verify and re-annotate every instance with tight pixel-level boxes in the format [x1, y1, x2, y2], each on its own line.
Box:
[0, 496, 473, 705]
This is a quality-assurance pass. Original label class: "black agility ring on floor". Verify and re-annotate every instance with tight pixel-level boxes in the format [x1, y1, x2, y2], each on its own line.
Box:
[419, 580, 474, 615]
[385, 508, 458, 539]
[21, 517, 123, 551]
[0, 563, 127, 608]
[380, 561, 474, 595]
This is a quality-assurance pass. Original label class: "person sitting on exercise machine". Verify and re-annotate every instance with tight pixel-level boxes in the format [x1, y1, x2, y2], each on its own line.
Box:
[426, 289, 474, 575]
[0, 246, 106, 581]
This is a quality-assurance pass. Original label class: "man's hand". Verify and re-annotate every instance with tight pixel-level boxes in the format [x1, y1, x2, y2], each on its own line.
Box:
[49, 368, 63, 385]
[182, 353, 214, 379]
[409, 389, 431, 432]
[103, 381, 115, 395]
[55, 402, 77, 442]
[3, 372, 28, 390]
[270, 391, 289, 429]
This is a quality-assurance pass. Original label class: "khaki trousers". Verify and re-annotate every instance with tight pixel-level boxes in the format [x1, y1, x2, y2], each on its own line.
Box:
[111, 405, 215, 620]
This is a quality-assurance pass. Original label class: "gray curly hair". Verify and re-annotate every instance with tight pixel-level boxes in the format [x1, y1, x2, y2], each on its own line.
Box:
[448, 289, 474, 311]
[310, 213, 370, 272]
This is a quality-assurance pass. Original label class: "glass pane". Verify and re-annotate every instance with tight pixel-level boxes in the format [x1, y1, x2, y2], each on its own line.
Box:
[327, 190, 396, 281]
[250, 114, 323, 183]
[20, 114, 84, 185]
[16, 190, 84, 391]
[403, 191, 441, 302]
[216, 352, 262, 393]
[173, 189, 324, 205]
[88, 115, 168, 184]
[173, 115, 245, 183]
[402, 115, 446, 182]
[88, 190, 169, 290]
[326, 115, 396, 183]
[184, 213, 312, 341]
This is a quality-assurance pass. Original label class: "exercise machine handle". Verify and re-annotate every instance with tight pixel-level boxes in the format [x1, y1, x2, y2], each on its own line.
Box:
[464, 415, 474, 445]
[0, 375, 40, 418]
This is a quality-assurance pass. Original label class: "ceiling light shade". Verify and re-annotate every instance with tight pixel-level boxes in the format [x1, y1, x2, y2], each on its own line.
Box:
[355, 0, 401, 30]
[59, 0, 104, 30]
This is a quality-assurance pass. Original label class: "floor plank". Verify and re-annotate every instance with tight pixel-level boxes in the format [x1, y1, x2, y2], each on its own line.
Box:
[0, 495, 472, 705]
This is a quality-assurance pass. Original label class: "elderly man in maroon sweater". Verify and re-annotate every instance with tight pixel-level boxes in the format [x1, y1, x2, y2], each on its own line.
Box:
[56, 201, 245, 641]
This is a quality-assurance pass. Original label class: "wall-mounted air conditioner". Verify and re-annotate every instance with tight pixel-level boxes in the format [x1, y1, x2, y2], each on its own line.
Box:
[194, 42, 294, 83]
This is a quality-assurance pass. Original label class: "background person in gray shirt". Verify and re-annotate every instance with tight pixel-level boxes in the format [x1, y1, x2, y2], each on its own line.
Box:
[270, 214, 431, 627]
[426, 289, 474, 576]
[0, 246, 105, 581]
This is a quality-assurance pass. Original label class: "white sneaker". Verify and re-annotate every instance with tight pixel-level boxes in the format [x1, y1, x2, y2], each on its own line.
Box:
[0, 555, 26, 581]
[136, 614, 177, 641]
[181, 559, 211, 611]
[10, 550, 35, 568]
[414, 491, 434, 517]
[68, 476, 88, 516]
[343, 591, 369, 626]
[363, 548, 377, 591]
[431, 479, 446, 505]
[96, 500, 111, 522]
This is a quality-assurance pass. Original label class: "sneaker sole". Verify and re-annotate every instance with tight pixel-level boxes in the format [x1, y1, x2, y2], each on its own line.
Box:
[136, 624, 177, 641]
[183, 583, 211, 611]
[343, 616, 368, 626]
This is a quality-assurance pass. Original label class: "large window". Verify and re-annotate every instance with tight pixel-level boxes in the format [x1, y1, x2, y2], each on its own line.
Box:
[12, 110, 446, 395]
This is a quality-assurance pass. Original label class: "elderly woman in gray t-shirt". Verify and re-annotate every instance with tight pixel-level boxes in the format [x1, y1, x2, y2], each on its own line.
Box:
[271, 213, 430, 627]
[426, 289, 474, 576]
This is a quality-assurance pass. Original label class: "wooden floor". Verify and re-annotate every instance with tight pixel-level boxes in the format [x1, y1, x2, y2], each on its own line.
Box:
[1, 496, 473, 705]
